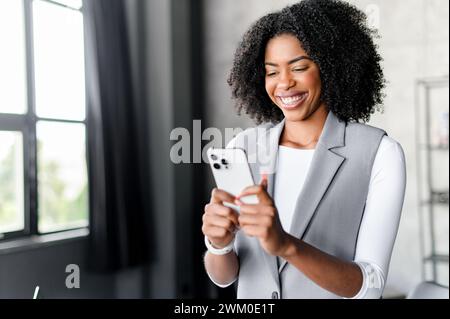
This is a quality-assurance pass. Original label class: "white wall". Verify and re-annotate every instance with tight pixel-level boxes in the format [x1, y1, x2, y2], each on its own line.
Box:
[204, 0, 449, 297]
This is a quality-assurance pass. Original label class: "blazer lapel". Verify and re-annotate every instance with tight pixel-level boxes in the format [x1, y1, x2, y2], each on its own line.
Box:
[278, 112, 346, 273]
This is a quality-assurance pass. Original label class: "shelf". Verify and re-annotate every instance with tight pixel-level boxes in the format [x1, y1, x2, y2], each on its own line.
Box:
[416, 76, 449, 284]
[421, 201, 449, 206]
[424, 254, 449, 263]
[420, 144, 449, 152]
[432, 191, 449, 204]
[416, 76, 450, 88]
[420, 190, 449, 205]
[419, 144, 449, 151]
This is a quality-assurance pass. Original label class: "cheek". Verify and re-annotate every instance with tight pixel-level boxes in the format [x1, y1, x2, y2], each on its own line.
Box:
[265, 80, 276, 97]
[300, 72, 321, 89]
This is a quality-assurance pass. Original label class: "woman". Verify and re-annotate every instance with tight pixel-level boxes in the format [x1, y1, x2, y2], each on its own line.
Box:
[201, 0, 406, 299]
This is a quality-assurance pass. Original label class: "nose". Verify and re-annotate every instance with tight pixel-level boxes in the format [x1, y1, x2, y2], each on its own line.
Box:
[277, 71, 295, 90]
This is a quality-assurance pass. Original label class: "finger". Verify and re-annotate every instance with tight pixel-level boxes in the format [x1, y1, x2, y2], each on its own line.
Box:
[210, 188, 236, 205]
[205, 203, 239, 225]
[240, 225, 265, 238]
[238, 185, 262, 196]
[238, 213, 260, 227]
[238, 204, 275, 215]
[203, 226, 231, 240]
[237, 185, 273, 205]
[239, 213, 272, 228]
[204, 215, 237, 233]
[260, 173, 268, 191]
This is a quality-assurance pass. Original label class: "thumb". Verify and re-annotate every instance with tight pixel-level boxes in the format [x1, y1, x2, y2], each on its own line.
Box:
[260, 173, 268, 190]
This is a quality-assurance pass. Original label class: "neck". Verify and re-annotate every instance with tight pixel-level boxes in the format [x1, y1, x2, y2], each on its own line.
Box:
[280, 106, 329, 149]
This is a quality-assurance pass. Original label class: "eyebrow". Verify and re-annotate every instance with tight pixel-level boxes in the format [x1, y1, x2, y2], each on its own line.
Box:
[265, 56, 312, 67]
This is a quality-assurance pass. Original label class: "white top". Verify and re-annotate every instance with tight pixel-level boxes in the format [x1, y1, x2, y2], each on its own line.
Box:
[208, 136, 406, 299]
[274, 146, 315, 231]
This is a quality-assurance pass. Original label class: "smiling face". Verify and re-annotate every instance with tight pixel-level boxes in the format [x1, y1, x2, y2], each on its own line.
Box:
[264, 34, 326, 122]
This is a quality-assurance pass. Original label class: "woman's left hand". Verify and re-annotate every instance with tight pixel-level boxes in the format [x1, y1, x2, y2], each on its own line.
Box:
[236, 176, 291, 256]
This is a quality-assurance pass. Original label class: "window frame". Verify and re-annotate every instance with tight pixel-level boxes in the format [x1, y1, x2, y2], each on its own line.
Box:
[0, 0, 89, 241]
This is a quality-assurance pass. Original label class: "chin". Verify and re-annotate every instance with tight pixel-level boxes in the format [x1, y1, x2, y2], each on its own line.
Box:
[280, 108, 310, 122]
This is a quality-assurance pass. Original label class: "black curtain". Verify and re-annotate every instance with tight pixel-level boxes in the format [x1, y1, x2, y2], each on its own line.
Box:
[84, 0, 152, 272]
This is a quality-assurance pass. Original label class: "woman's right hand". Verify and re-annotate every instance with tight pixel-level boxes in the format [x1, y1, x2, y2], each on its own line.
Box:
[202, 188, 240, 249]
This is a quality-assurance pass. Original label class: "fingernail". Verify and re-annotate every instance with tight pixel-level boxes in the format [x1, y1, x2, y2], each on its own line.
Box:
[260, 174, 268, 185]
[234, 199, 243, 206]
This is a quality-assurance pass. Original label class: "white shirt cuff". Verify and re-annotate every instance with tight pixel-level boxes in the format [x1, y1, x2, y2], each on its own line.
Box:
[346, 261, 385, 299]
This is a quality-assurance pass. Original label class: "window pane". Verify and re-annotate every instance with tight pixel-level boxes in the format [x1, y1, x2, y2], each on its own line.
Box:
[33, 0, 86, 121]
[0, 131, 25, 234]
[0, 0, 27, 115]
[37, 121, 88, 233]
[51, 0, 82, 10]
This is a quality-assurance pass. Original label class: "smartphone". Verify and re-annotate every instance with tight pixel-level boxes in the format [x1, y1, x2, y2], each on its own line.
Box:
[207, 147, 258, 208]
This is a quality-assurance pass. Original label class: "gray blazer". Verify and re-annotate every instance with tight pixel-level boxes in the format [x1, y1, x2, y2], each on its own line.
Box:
[229, 112, 386, 299]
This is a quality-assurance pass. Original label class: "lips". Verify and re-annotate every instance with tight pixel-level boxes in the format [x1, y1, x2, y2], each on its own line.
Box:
[276, 92, 309, 109]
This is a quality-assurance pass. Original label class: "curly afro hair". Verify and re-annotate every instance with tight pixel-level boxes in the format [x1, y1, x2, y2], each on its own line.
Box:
[227, 0, 385, 124]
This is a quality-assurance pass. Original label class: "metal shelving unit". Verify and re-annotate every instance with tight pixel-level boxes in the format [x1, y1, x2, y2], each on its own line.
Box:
[415, 76, 449, 286]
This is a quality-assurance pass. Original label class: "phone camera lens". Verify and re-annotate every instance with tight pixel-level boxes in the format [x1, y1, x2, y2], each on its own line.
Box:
[221, 159, 228, 165]
[213, 163, 221, 170]
[210, 154, 218, 161]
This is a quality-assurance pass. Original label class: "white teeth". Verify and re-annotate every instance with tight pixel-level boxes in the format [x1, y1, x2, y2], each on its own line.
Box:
[279, 94, 306, 105]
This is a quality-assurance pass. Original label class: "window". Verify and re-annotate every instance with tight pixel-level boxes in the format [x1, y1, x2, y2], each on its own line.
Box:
[0, 0, 88, 240]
